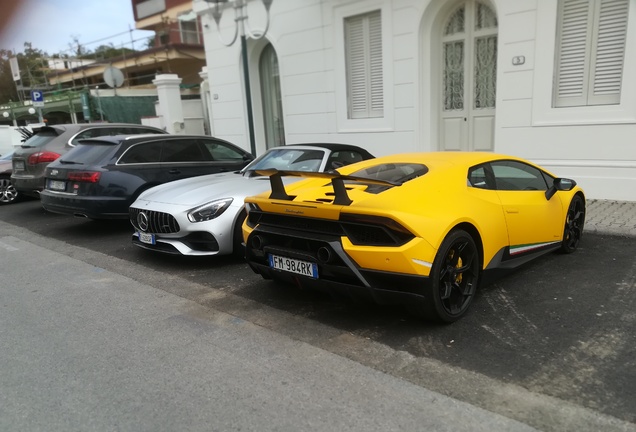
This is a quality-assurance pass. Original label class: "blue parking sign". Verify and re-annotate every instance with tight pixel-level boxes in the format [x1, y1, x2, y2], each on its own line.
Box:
[31, 90, 44, 106]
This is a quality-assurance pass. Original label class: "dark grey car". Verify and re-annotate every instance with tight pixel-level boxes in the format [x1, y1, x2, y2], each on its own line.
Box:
[11, 123, 167, 198]
[40, 134, 254, 220]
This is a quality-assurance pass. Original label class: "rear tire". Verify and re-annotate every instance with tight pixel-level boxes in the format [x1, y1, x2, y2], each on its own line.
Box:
[0, 176, 20, 205]
[560, 195, 585, 254]
[413, 229, 480, 323]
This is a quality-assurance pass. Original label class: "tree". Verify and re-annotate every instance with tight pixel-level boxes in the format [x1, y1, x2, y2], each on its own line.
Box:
[18, 43, 50, 92]
[85, 43, 136, 61]
[0, 49, 19, 103]
[0, 44, 50, 104]
[145, 36, 156, 49]
[68, 35, 88, 57]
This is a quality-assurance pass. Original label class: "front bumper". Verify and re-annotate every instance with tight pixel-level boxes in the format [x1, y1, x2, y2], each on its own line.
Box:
[129, 203, 241, 256]
[132, 231, 224, 256]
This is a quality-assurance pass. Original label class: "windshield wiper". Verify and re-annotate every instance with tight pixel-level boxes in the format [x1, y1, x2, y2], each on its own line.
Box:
[59, 160, 80, 164]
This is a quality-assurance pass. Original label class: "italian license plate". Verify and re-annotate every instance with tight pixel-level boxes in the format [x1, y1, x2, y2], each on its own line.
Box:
[138, 232, 155, 245]
[269, 254, 318, 279]
[14, 161, 25, 171]
[48, 180, 66, 191]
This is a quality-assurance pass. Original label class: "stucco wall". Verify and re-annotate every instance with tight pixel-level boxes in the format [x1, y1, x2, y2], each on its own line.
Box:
[495, 0, 636, 200]
[194, 0, 636, 201]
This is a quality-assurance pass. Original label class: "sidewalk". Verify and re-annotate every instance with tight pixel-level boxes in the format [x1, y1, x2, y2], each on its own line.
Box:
[585, 199, 636, 237]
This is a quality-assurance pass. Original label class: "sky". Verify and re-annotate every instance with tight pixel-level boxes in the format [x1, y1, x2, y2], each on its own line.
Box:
[1, 0, 155, 55]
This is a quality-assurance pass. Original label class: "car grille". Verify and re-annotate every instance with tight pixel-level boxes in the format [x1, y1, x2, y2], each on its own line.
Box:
[129, 207, 180, 233]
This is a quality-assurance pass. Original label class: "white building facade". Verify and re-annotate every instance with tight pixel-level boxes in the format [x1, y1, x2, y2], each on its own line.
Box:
[193, 0, 636, 201]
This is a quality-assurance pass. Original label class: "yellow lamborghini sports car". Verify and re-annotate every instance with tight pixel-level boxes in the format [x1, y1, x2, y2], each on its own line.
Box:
[242, 152, 585, 323]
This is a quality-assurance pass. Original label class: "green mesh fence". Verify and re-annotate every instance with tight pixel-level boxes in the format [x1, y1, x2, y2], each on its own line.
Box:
[92, 95, 158, 124]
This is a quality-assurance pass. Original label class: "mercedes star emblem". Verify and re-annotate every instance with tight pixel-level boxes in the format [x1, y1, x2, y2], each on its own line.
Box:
[137, 211, 149, 232]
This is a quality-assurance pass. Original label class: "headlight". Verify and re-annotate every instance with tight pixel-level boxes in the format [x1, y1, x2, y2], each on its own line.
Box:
[187, 198, 233, 223]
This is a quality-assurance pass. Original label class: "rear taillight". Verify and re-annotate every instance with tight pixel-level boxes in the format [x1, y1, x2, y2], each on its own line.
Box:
[28, 151, 61, 165]
[68, 172, 101, 183]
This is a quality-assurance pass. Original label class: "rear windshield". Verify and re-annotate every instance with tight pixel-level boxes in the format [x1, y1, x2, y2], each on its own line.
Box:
[59, 142, 116, 165]
[349, 163, 428, 184]
[21, 130, 58, 148]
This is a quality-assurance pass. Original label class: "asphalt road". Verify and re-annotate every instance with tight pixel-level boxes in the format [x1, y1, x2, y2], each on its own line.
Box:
[2, 199, 635, 431]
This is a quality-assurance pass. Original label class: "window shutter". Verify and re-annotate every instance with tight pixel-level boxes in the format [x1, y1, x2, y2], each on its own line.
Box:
[345, 11, 383, 119]
[554, 0, 593, 107]
[554, 0, 629, 107]
[346, 16, 368, 118]
[588, 0, 629, 105]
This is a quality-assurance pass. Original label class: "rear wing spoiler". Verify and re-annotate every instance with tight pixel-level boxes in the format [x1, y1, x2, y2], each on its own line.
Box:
[253, 169, 399, 206]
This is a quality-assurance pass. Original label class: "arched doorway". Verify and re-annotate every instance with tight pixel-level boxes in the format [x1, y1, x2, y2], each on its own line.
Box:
[259, 44, 285, 149]
[440, 1, 497, 151]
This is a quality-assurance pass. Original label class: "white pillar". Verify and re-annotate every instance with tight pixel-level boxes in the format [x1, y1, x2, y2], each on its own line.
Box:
[198, 67, 214, 136]
[153, 74, 185, 134]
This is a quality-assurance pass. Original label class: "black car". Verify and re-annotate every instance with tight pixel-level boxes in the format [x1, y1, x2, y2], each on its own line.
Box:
[11, 123, 167, 198]
[40, 134, 254, 220]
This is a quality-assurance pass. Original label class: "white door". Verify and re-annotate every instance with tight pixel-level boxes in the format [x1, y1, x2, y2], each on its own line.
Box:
[440, 1, 497, 151]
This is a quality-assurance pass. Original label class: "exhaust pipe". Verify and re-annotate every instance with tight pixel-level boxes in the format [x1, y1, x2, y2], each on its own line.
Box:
[317, 246, 332, 263]
[251, 235, 264, 250]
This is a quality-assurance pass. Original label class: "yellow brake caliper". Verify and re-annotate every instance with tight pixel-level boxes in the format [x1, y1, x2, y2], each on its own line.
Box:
[448, 249, 463, 284]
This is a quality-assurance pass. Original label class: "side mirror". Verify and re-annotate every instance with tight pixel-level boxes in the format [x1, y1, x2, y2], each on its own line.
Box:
[545, 177, 577, 200]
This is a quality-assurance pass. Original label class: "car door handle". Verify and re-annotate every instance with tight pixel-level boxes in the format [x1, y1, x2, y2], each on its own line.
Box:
[506, 208, 519, 214]
[168, 169, 181, 175]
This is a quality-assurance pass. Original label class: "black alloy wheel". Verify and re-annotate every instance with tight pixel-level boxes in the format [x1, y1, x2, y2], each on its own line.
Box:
[0, 176, 19, 205]
[419, 229, 480, 323]
[560, 195, 585, 254]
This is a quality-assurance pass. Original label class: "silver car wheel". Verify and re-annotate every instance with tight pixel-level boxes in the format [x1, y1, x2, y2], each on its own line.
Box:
[0, 177, 19, 204]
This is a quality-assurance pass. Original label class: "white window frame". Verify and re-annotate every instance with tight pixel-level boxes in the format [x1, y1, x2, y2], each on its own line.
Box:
[178, 11, 200, 45]
[335, 1, 394, 132]
[532, 0, 636, 125]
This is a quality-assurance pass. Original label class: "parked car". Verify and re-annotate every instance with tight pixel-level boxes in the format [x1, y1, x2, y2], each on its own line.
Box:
[11, 123, 167, 198]
[242, 152, 586, 323]
[0, 150, 20, 205]
[128, 143, 374, 257]
[40, 134, 254, 220]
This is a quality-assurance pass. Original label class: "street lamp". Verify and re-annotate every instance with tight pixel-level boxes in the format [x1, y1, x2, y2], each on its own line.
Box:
[28, 106, 44, 123]
[203, 0, 274, 156]
[3, 111, 13, 126]
[2, 106, 17, 126]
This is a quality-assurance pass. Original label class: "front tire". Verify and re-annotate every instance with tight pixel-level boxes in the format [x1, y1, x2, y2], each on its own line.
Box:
[416, 229, 480, 323]
[232, 210, 247, 258]
[560, 195, 585, 253]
